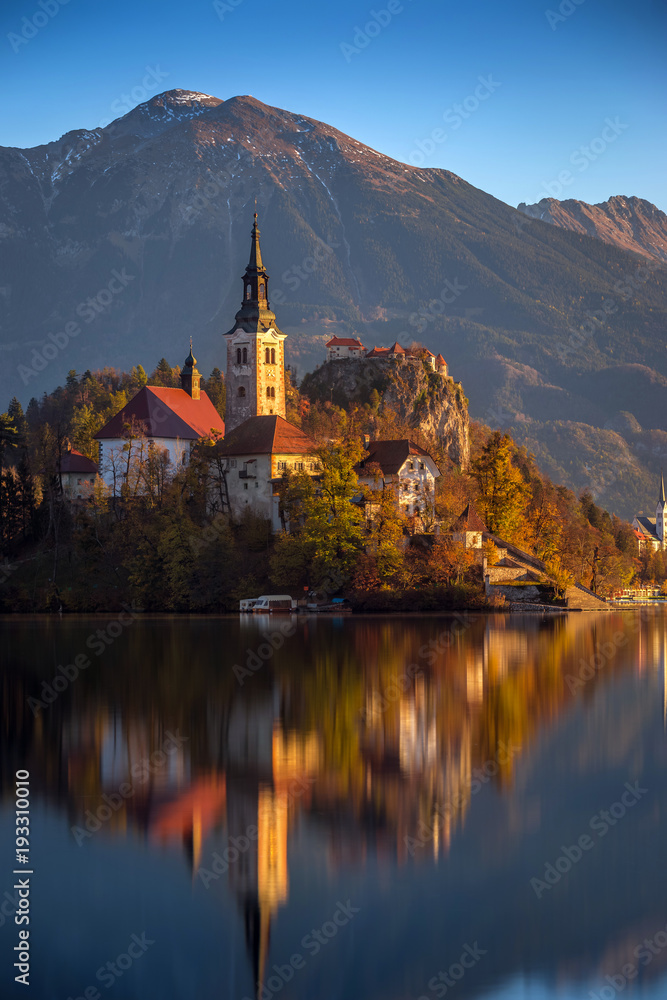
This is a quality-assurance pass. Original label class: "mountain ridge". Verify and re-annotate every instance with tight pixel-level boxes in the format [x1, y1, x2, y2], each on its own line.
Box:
[2, 89, 666, 518]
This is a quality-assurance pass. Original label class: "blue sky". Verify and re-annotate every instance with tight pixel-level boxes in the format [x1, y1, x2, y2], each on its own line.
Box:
[1, 0, 665, 210]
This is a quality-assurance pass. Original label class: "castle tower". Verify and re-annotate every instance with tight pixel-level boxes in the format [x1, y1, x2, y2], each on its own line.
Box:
[180, 340, 201, 399]
[656, 473, 666, 545]
[224, 213, 287, 432]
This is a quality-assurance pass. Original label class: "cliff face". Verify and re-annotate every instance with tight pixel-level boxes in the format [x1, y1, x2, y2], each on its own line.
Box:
[516, 195, 667, 265]
[301, 357, 470, 468]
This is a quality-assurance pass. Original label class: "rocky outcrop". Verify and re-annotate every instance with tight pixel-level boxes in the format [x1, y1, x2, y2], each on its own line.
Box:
[301, 356, 470, 467]
[517, 195, 667, 264]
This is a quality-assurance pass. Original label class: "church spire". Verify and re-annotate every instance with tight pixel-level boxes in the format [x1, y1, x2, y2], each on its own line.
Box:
[659, 471, 666, 506]
[248, 212, 264, 272]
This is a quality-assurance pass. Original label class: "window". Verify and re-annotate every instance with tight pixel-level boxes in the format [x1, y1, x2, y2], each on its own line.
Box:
[259, 281, 265, 298]
[243, 482, 248, 490]
[277, 461, 287, 470]
[295, 462, 304, 471]
[420, 462, 425, 470]
[77, 479, 82, 485]
[238, 387, 246, 398]
[236, 348, 242, 364]
[270, 348, 276, 364]
[266, 386, 275, 399]
[409, 461, 414, 470]
[230, 459, 237, 468]
[242, 347, 247, 364]
[265, 347, 270, 363]
[309, 462, 315, 471]
[245, 285, 251, 300]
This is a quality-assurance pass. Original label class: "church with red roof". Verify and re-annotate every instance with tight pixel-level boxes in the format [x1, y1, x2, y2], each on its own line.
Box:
[95, 345, 225, 489]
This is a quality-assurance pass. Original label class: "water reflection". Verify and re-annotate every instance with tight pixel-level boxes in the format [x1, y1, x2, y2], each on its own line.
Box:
[2, 611, 667, 999]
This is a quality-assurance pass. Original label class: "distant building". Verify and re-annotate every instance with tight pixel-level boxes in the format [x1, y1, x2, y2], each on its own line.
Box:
[358, 342, 445, 374]
[632, 474, 667, 552]
[216, 414, 317, 530]
[355, 439, 440, 520]
[325, 336, 366, 360]
[58, 448, 98, 499]
[451, 503, 486, 550]
[94, 345, 224, 490]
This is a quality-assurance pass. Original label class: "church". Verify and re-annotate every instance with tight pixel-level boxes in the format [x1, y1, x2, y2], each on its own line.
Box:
[95, 212, 319, 523]
[632, 475, 667, 552]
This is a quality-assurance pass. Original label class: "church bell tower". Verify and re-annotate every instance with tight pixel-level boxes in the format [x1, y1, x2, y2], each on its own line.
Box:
[224, 213, 287, 433]
[656, 473, 666, 547]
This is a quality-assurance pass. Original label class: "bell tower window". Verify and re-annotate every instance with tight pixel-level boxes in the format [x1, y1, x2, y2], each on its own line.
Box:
[236, 348, 241, 364]
[242, 347, 247, 364]
[238, 386, 246, 398]
[265, 347, 270, 363]
[259, 281, 265, 298]
[270, 348, 276, 364]
[246, 285, 251, 300]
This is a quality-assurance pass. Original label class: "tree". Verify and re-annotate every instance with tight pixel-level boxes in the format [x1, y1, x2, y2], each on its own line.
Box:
[472, 432, 531, 541]
[204, 368, 226, 416]
[150, 358, 179, 387]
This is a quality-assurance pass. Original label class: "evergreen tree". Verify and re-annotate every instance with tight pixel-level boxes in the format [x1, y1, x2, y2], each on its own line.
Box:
[204, 368, 226, 414]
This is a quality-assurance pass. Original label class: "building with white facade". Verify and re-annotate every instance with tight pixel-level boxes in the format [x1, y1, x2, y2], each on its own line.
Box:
[355, 439, 440, 521]
[633, 474, 667, 552]
[325, 336, 366, 360]
[94, 347, 224, 490]
[216, 414, 317, 530]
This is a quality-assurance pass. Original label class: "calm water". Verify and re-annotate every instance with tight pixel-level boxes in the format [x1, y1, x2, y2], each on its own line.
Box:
[2, 610, 667, 1000]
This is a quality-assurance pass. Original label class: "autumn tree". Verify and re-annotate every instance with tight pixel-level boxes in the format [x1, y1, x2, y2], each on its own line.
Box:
[472, 432, 531, 542]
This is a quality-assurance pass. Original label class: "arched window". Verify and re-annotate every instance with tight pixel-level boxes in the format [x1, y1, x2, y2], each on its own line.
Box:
[236, 348, 241, 364]
[270, 348, 276, 364]
[266, 386, 275, 399]
[238, 386, 246, 398]
[259, 281, 265, 298]
[245, 285, 251, 300]
[242, 347, 247, 364]
[265, 347, 270, 363]
[266, 387, 271, 399]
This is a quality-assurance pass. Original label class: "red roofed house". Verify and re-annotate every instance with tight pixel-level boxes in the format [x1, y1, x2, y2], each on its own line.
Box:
[216, 414, 317, 529]
[326, 336, 366, 361]
[58, 447, 99, 499]
[355, 439, 440, 522]
[94, 346, 224, 490]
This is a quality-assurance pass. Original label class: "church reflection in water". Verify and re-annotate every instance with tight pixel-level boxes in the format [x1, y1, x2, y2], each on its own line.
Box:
[4, 609, 667, 999]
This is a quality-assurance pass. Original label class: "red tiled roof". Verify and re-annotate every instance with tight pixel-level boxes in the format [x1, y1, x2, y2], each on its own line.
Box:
[356, 439, 438, 476]
[59, 449, 98, 474]
[452, 503, 487, 533]
[326, 337, 365, 348]
[435, 354, 447, 365]
[365, 347, 390, 357]
[389, 342, 406, 354]
[94, 387, 224, 441]
[217, 415, 316, 456]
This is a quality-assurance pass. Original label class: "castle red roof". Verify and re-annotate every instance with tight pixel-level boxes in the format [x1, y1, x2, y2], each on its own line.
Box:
[94, 386, 224, 441]
[435, 354, 447, 365]
[326, 337, 365, 348]
[356, 439, 438, 477]
[217, 415, 316, 456]
[365, 347, 390, 358]
[58, 449, 98, 474]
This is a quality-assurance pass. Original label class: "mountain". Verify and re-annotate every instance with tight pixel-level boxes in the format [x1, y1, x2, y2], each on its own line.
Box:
[2, 89, 667, 518]
[516, 195, 667, 264]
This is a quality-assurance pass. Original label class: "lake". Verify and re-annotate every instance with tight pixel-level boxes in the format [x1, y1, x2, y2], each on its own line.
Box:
[2, 610, 667, 1000]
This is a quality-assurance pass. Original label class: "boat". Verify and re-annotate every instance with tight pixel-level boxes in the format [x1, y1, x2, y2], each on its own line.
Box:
[251, 594, 297, 613]
[239, 598, 259, 613]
